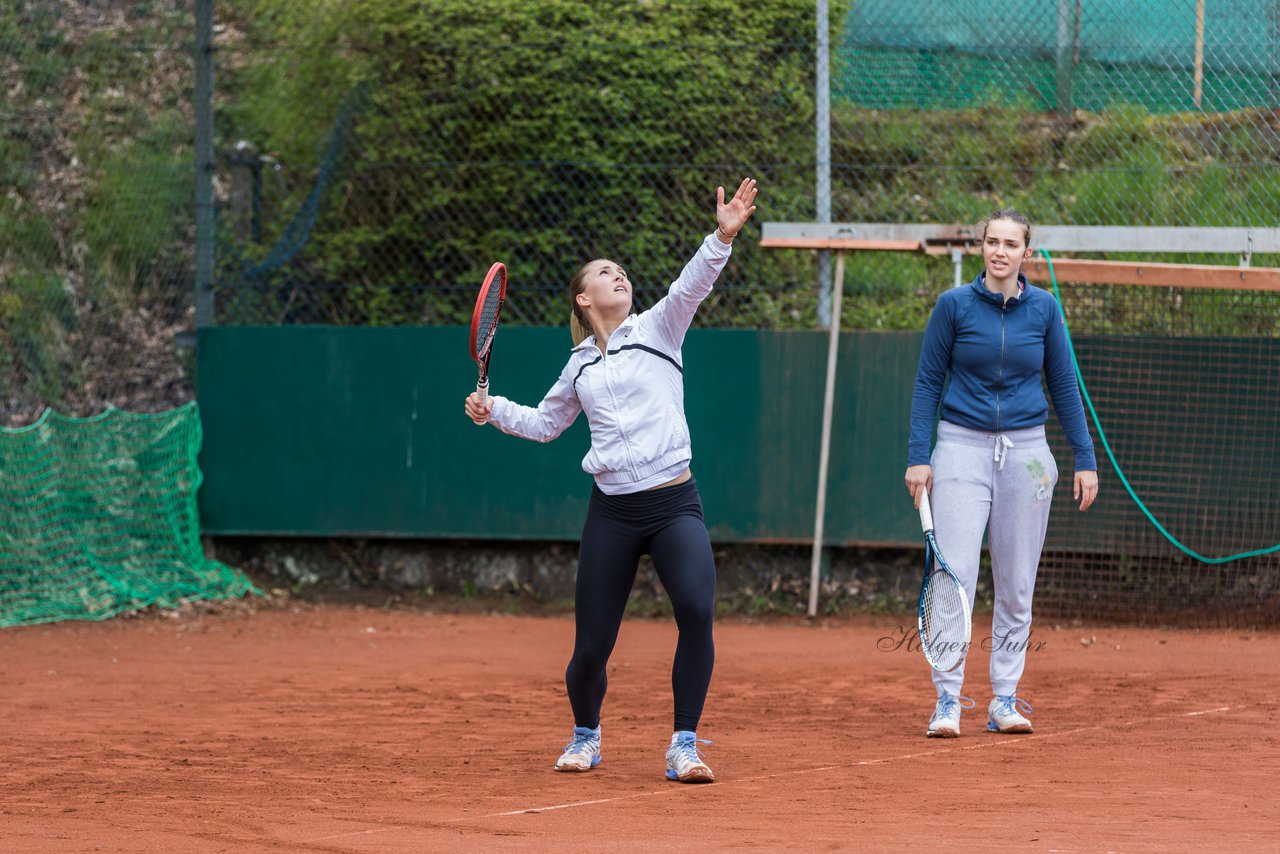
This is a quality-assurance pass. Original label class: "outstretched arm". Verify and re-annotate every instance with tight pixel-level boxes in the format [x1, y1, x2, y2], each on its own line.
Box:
[645, 178, 758, 352]
[463, 363, 582, 442]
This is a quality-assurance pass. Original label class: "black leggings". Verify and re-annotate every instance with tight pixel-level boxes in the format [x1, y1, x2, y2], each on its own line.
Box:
[566, 478, 716, 733]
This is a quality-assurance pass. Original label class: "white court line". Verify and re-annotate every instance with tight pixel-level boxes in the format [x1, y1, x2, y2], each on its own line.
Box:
[446, 700, 1264, 824]
[299, 826, 407, 843]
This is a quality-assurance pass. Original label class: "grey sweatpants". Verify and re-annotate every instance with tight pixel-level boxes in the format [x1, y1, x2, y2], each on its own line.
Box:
[929, 421, 1058, 699]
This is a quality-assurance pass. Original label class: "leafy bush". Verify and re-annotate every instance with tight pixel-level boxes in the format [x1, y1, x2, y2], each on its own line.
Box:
[217, 0, 842, 325]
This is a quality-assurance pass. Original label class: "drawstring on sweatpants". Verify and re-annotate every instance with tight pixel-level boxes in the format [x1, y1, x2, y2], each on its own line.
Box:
[994, 434, 1014, 470]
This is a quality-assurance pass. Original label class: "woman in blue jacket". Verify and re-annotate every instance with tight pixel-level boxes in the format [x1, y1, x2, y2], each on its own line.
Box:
[904, 209, 1098, 738]
[464, 178, 758, 783]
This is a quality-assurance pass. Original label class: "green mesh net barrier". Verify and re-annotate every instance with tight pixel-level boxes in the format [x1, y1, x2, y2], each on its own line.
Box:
[0, 403, 259, 628]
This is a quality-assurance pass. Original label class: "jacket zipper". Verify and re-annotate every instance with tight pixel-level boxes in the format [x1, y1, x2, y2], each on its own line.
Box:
[602, 356, 640, 472]
[995, 304, 1007, 432]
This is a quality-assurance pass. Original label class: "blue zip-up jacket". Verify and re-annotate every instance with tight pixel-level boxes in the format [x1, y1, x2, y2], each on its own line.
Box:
[908, 273, 1097, 472]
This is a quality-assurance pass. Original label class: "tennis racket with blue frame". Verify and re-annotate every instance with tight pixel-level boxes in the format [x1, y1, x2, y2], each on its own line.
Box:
[917, 488, 972, 671]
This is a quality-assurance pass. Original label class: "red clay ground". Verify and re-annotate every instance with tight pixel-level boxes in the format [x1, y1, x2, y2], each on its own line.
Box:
[3, 602, 1277, 852]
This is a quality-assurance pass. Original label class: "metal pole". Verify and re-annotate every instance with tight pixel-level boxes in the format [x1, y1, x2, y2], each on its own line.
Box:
[815, 0, 832, 328]
[808, 250, 845, 618]
[1193, 0, 1206, 108]
[1054, 0, 1074, 116]
[194, 0, 215, 329]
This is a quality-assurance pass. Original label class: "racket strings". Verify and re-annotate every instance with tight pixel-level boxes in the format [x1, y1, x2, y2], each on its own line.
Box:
[920, 568, 970, 671]
[474, 286, 503, 352]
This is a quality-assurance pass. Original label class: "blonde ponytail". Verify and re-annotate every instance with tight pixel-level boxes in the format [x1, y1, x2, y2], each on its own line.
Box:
[570, 312, 592, 346]
[568, 262, 594, 346]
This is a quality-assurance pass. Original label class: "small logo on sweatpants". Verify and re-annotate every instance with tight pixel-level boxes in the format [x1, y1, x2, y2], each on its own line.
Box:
[1027, 459, 1051, 500]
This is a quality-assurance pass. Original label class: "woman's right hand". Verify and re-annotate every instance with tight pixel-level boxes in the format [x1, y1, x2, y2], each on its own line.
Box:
[904, 464, 932, 508]
[464, 392, 493, 426]
[716, 177, 758, 241]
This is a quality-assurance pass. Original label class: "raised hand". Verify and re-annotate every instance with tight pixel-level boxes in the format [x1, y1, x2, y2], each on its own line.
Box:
[716, 177, 758, 240]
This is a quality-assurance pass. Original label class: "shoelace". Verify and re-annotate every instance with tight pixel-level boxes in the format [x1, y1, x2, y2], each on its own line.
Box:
[672, 737, 712, 766]
[563, 731, 598, 754]
[934, 694, 976, 719]
[993, 695, 1034, 719]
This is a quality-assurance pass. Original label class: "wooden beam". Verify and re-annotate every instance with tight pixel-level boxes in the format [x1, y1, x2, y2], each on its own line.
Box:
[762, 222, 1280, 255]
[759, 237, 923, 252]
[1023, 257, 1280, 291]
[920, 243, 980, 256]
[762, 222, 976, 247]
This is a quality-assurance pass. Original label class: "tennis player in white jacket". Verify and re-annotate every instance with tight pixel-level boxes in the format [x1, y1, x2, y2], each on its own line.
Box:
[464, 178, 757, 784]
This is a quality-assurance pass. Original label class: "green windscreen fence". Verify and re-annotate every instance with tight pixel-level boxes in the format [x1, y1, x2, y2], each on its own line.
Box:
[842, 0, 1280, 112]
[0, 403, 258, 628]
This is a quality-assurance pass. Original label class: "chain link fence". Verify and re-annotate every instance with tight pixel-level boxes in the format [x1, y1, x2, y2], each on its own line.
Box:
[210, 1, 1280, 334]
[844, 0, 1280, 115]
[210, 3, 823, 330]
[839, 1, 1280, 220]
[7, 1, 1280, 423]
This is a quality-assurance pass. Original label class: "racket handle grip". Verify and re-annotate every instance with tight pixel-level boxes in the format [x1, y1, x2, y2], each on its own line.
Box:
[476, 377, 489, 405]
[918, 488, 934, 533]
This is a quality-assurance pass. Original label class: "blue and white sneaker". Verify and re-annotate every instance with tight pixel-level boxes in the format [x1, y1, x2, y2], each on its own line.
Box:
[554, 725, 601, 772]
[665, 731, 714, 783]
[927, 693, 975, 738]
[987, 695, 1034, 734]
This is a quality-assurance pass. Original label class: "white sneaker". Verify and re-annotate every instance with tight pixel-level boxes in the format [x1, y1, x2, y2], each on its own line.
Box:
[927, 693, 974, 738]
[987, 695, 1034, 734]
[554, 725, 601, 771]
[665, 731, 714, 783]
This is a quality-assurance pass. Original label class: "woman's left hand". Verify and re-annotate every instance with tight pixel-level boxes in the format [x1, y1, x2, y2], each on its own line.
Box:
[716, 178, 758, 241]
[1074, 470, 1098, 511]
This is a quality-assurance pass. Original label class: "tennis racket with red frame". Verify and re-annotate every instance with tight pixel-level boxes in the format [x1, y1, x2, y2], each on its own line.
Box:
[470, 262, 507, 404]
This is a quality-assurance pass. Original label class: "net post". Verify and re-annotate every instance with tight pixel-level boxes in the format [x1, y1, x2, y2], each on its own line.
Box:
[808, 250, 845, 618]
[815, 0, 832, 328]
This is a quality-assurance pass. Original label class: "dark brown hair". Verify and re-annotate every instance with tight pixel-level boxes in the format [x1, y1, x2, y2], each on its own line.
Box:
[980, 208, 1032, 246]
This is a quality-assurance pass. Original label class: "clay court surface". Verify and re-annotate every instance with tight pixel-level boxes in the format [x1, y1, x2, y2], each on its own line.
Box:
[3, 601, 1277, 852]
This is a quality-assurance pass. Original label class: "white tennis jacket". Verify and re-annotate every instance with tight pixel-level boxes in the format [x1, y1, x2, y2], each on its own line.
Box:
[487, 232, 732, 495]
